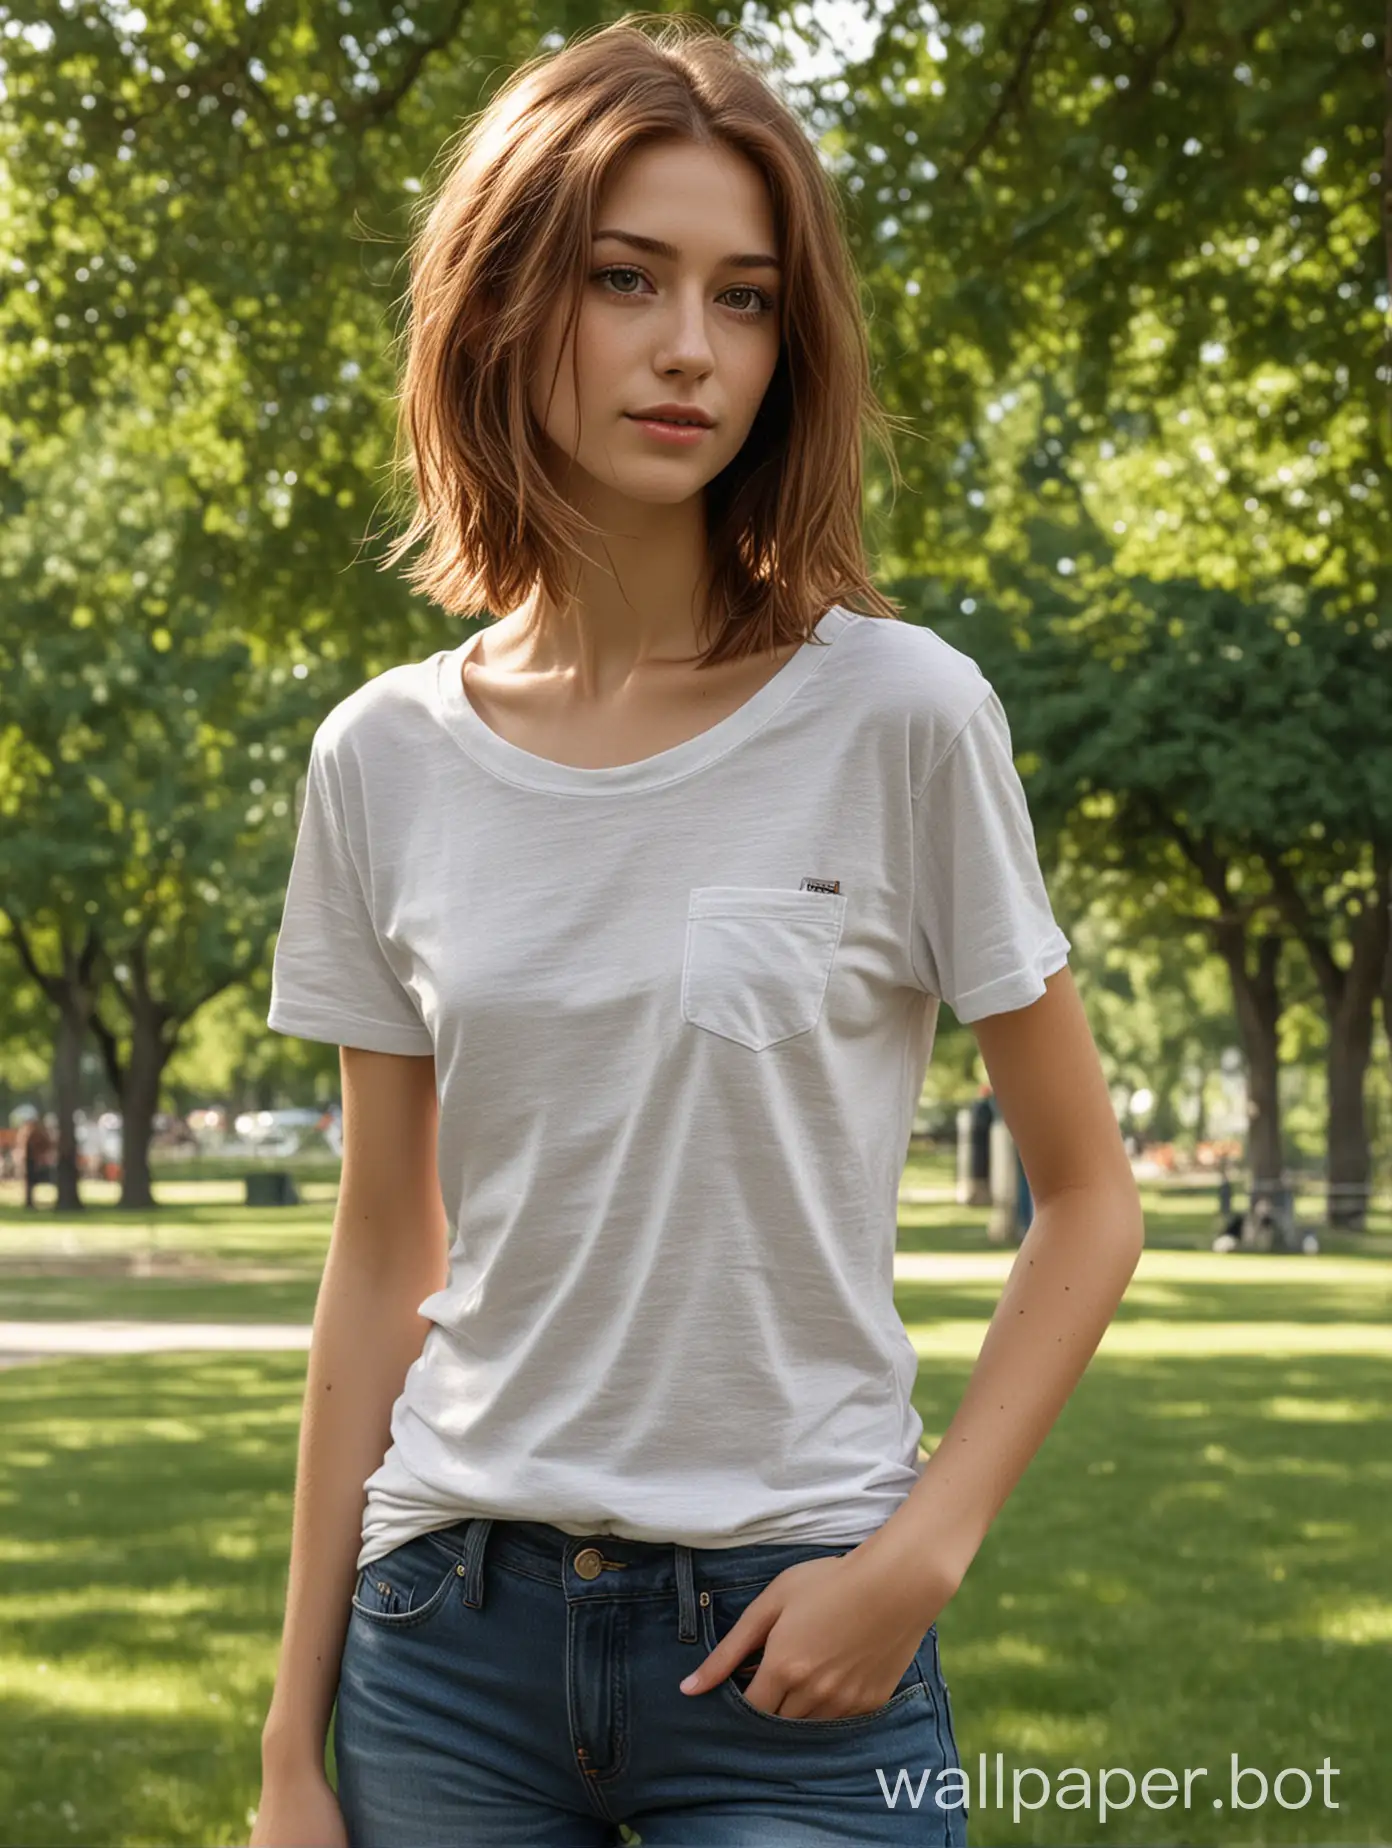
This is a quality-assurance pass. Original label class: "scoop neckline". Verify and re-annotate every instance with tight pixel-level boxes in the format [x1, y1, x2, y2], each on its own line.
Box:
[434, 604, 855, 794]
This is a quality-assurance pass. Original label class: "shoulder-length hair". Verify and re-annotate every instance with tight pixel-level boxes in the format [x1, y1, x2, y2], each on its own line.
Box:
[376, 11, 907, 661]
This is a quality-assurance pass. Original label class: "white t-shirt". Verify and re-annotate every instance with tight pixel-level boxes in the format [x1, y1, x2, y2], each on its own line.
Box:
[267, 604, 1071, 1573]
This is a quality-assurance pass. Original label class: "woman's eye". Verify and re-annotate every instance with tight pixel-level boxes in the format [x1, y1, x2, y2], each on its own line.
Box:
[722, 285, 774, 317]
[594, 266, 648, 296]
[592, 267, 774, 319]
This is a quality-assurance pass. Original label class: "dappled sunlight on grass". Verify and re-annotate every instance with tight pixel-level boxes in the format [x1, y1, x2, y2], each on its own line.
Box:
[981, 1713, 1112, 1758]
[956, 1634, 1055, 1672]
[1258, 1395, 1383, 1422]
[1296, 1600, 1392, 1646]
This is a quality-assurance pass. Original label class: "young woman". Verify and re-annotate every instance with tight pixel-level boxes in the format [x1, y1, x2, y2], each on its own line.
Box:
[253, 15, 1144, 1846]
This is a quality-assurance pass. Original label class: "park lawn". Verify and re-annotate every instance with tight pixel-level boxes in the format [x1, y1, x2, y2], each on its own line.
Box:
[0, 1176, 338, 1324]
[903, 1255, 1390, 1846]
[3, 1149, 1386, 1325]
[0, 1185, 1388, 1844]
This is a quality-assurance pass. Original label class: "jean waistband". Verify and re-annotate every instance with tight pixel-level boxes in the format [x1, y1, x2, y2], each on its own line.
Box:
[413, 1516, 857, 1644]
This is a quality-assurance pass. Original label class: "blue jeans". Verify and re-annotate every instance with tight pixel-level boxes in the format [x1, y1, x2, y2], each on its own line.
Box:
[333, 1516, 968, 1845]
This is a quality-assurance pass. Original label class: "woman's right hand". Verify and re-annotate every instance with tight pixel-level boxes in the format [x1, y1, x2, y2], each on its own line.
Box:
[248, 1765, 349, 1848]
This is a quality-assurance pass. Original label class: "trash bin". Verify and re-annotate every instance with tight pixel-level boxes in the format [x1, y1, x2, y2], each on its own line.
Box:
[245, 1171, 300, 1207]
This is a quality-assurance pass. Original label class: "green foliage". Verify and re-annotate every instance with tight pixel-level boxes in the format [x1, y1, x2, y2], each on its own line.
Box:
[0, 2, 1386, 1180]
[817, 2, 1385, 585]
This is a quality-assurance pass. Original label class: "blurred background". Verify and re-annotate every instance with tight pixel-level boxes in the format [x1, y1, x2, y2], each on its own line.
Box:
[0, 4, 1388, 1845]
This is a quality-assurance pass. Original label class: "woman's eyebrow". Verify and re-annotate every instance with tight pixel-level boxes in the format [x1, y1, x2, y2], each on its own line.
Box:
[593, 228, 781, 272]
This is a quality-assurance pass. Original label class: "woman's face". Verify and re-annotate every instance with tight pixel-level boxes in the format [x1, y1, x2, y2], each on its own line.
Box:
[529, 137, 783, 507]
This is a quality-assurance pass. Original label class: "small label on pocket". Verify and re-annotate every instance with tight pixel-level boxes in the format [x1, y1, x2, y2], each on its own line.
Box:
[799, 876, 841, 894]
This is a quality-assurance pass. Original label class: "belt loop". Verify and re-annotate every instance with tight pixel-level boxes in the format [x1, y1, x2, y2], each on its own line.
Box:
[675, 1543, 698, 1643]
[458, 1517, 494, 1610]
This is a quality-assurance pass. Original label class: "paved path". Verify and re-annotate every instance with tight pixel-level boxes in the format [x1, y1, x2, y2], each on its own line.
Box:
[0, 1320, 313, 1370]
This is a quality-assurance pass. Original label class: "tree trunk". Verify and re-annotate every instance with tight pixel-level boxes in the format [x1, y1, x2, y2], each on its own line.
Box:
[1271, 845, 1390, 1233]
[116, 948, 177, 1212]
[1214, 925, 1284, 1196]
[87, 934, 180, 1212]
[1326, 1019, 1374, 1230]
[1323, 862, 1385, 1230]
[117, 1018, 169, 1210]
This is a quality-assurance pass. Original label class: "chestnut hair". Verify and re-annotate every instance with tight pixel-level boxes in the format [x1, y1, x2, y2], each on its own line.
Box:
[376, 11, 908, 660]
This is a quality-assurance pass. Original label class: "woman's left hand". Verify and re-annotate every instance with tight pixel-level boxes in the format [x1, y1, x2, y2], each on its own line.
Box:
[679, 1547, 959, 1720]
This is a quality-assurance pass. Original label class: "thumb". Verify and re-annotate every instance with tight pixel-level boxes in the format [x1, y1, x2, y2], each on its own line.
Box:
[680, 1601, 770, 1696]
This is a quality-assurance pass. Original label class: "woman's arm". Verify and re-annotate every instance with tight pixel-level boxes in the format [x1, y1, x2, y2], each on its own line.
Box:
[861, 963, 1145, 1593]
[259, 1047, 450, 1775]
[680, 965, 1146, 1717]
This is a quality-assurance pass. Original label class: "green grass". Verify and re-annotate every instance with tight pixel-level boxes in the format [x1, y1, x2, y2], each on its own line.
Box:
[0, 1178, 338, 1323]
[0, 1168, 1388, 1845]
[905, 1262, 1390, 1845]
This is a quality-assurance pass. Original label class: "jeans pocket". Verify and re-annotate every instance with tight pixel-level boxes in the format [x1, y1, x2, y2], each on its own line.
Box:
[699, 1574, 932, 1730]
[350, 1531, 463, 1629]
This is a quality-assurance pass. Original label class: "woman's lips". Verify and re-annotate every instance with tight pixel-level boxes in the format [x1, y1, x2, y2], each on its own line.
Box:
[624, 415, 712, 445]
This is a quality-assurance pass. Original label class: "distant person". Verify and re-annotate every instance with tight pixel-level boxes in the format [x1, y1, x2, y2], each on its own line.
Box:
[18, 1113, 56, 1210]
[967, 1084, 994, 1205]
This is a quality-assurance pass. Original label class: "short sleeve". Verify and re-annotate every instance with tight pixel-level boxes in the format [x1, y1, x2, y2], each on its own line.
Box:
[267, 734, 435, 1056]
[910, 687, 1071, 1022]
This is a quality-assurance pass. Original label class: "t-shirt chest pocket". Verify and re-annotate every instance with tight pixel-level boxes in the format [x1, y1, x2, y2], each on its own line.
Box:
[681, 886, 848, 1052]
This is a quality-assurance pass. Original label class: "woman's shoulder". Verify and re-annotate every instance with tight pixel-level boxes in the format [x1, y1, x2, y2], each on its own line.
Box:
[310, 648, 447, 774]
[827, 607, 994, 782]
